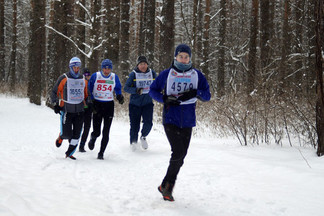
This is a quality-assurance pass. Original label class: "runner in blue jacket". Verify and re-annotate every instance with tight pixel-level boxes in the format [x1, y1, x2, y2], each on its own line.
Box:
[87, 59, 124, 160]
[124, 56, 157, 151]
[149, 44, 211, 201]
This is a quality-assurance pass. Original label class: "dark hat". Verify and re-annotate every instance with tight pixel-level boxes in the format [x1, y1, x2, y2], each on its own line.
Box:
[137, 56, 148, 65]
[174, 44, 191, 57]
[83, 68, 91, 76]
[101, 59, 113, 69]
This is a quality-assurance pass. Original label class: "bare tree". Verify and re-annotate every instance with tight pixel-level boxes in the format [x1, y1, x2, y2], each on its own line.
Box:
[217, 0, 226, 98]
[138, 0, 145, 56]
[28, 0, 45, 105]
[0, 0, 4, 81]
[88, 0, 101, 73]
[247, 0, 258, 95]
[158, 0, 175, 71]
[315, 0, 324, 156]
[201, 0, 211, 84]
[144, 0, 155, 66]
[278, 0, 292, 94]
[76, 0, 86, 66]
[120, 0, 131, 79]
[8, 0, 17, 92]
[104, 0, 120, 65]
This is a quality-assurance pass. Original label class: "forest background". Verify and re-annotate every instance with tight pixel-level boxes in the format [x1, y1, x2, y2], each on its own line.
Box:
[0, 0, 324, 155]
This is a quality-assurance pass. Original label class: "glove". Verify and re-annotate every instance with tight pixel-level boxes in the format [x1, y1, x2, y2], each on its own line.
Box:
[54, 104, 62, 114]
[87, 102, 93, 112]
[163, 95, 181, 106]
[177, 89, 197, 102]
[116, 94, 125, 104]
[136, 88, 143, 95]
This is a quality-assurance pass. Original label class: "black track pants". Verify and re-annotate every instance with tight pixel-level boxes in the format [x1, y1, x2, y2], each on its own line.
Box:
[162, 124, 192, 186]
[90, 101, 114, 155]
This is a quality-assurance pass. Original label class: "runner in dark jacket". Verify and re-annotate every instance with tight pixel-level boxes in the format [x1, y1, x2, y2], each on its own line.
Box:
[149, 44, 211, 201]
[79, 68, 92, 152]
[124, 56, 157, 151]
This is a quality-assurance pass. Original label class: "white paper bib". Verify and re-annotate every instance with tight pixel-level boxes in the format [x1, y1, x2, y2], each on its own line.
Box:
[93, 72, 116, 101]
[135, 69, 153, 94]
[65, 75, 85, 104]
[166, 69, 198, 105]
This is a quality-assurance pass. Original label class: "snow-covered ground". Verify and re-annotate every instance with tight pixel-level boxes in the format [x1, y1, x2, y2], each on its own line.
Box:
[0, 94, 323, 216]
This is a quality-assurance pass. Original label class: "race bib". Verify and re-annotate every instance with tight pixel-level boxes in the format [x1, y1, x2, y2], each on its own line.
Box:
[66, 76, 85, 104]
[166, 69, 198, 105]
[135, 69, 153, 94]
[93, 72, 116, 101]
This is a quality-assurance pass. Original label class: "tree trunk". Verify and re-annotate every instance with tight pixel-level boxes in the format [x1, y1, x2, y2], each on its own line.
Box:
[104, 0, 120, 65]
[138, 0, 145, 56]
[158, 0, 174, 72]
[120, 0, 131, 80]
[247, 0, 258, 95]
[76, 0, 86, 66]
[294, 0, 304, 96]
[88, 0, 101, 73]
[28, 0, 45, 105]
[217, 0, 226, 98]
[315, 0, 324, 156]
[278, 0, 291, 94]
[9, 0, 17, 92]
[0, 0, 4, 81]
[144, 0, 155, 67]
[202, 0, 211, 86]
[45, 0, 67, 106]
[306, 0, 316, 97]
[192, 0, 199, 64]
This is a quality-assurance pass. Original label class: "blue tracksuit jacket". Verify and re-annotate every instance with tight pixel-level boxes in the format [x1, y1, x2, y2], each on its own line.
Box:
[149, 65, 211, 128]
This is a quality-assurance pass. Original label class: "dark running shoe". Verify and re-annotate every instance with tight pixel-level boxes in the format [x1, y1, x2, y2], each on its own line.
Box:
[55, 135, 63, 148]
[88, 138, 96, 150]
[158, 183, 175, 202]
[79, 146, 86, 152]
[66, 155, 77, 160]
[97, 153, 104, 160]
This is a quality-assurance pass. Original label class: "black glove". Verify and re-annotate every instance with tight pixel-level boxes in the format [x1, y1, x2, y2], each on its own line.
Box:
[163, 95, 181, 106]
[136, 88, 143, 95]
[177, 89, 197, 102]
[54, 104, 62, 114]
[116, 94, 125, 104]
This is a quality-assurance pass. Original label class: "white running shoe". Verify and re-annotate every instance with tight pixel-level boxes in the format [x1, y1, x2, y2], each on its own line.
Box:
[140, 136, 148, 150]
[130, 142, 137, 152]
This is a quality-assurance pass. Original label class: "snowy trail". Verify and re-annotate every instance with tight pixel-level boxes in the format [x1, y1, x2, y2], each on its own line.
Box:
[0, 95, 324, 216]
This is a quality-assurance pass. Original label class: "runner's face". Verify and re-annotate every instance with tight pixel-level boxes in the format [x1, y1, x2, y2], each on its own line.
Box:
[102, 68, 111, 76]
[73, 66, 80, 73]
[85, 75, 91, 81]
[176, 52, 190, 64]
[138, 62, 148, 73]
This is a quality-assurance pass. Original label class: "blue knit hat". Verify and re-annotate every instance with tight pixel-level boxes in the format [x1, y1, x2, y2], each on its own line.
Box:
[101, 59, 113, 69]
[174, 44, 191, 57]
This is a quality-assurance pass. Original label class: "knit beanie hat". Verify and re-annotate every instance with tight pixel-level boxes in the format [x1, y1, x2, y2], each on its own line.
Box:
[83, 68, 91, 76]
[101, 59, 113, 69]
[137, 56, 148, 65]
[174, 44, 191, 57]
